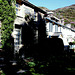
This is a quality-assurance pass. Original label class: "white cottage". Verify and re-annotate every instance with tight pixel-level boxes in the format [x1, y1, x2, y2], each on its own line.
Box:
[45, 13, 75, 50]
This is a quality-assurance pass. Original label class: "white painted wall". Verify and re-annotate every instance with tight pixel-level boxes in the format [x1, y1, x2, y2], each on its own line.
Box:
[61, 27, 75, 43]
[16, 4, 34, 18]
[46, 19, 75, 46]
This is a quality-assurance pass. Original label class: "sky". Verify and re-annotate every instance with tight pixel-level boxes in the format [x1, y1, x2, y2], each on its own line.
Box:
[29, 0, 75, 10]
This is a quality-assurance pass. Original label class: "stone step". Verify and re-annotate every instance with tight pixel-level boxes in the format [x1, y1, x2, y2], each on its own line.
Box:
[17, 69, 27, 74]
[0, 57, 4, 65]
[0, 57, 5, 68]
[0, 49, 5, 59]
[0, 57, 4, 61]
[0, 64, 5, 67]
[0, 48, 3, 51]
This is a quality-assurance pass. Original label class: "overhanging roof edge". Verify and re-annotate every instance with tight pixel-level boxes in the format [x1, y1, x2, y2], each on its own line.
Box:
[21, 0, 47, 14]
[46, 18, 75, 32]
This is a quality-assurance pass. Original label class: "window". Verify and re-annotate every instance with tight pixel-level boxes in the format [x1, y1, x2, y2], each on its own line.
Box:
[15, 4, 20, 15]
[16, 8, 18, 14]
[55, 25, 58, 32]
[16, 4, 20, 8]
[0, 43, 2, 47]
[15, 24, 21, 29]
[14, 42, 19, 46]
[34, 11, 36, 21]
[14, 28, 22, 51]
[49, 23, 53, 32]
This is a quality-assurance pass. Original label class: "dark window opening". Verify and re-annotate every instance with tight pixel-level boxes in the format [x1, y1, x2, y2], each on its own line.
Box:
[15, 24, 21, 29]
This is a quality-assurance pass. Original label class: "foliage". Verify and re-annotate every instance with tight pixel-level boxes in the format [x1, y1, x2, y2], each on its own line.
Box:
[55, 8, 75, 27]
[0, 0, 16, 48]
[72, 41, 75, 44]
[0, 70, 5, 75]
[22, 53, 70, 75]
[28, 62, 36, 67]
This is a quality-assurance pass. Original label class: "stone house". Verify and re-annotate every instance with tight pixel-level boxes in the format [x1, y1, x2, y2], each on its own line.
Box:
[12, 0, 47, 56]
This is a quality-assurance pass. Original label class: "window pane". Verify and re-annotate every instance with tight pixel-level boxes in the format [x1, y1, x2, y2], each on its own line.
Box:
[55, 25, 58, 32]
[49, 23, 53, 32]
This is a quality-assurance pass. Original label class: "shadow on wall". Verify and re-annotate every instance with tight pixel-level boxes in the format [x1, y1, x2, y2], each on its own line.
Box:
[25, 38, 64, 59]
[19, 13, 64, 59]
[20, 13, 47, 57]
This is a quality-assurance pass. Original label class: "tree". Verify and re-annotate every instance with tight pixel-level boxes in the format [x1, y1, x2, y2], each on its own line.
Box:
[0, 0, 16, 48]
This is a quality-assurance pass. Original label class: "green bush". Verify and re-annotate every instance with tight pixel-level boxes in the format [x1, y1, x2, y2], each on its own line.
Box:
[28, 62, 36, 67]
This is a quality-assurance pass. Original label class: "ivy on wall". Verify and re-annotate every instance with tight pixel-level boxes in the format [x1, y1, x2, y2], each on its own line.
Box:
[0, 0, 16, 48]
